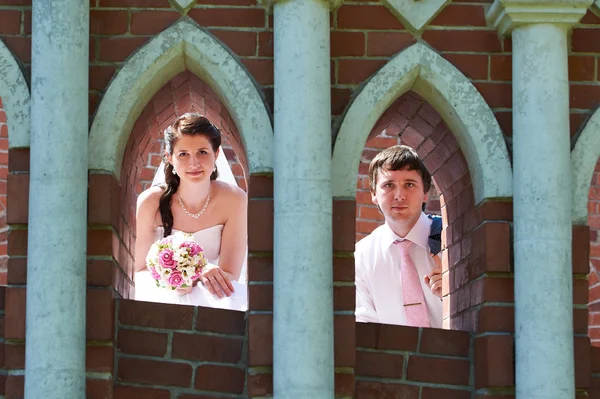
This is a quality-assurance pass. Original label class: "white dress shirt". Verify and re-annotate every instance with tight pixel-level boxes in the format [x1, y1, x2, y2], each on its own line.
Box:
[355, 212, 443, 328]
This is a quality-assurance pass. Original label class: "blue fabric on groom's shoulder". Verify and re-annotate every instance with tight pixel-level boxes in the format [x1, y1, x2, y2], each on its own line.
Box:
[427, 214, 442, 255]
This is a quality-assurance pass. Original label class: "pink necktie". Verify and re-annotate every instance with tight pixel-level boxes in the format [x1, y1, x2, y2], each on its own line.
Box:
[395, 240, 430, 328]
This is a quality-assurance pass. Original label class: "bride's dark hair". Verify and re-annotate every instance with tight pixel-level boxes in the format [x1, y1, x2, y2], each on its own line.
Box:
[159, 113, 222, 237]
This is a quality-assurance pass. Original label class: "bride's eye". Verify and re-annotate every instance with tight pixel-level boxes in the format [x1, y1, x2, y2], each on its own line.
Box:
[178, 152, 188, 157]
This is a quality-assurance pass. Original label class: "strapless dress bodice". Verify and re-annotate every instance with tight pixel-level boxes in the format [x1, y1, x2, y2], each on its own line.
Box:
[155, 224, 224, 265]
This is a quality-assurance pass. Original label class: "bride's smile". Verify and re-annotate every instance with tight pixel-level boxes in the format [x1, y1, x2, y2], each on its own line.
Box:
[135, 113, 247, 308]
[168, 134, 219, 183]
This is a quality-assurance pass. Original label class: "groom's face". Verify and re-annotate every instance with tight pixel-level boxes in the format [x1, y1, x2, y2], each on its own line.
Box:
[371, 167, 427, 228]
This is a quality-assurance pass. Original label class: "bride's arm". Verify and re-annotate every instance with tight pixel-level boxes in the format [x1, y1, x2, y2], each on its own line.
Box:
[218, 186, 248, 281]
[134, 187, 162, 273]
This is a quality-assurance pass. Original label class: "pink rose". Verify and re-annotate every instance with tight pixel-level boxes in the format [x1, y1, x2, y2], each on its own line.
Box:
[168, 272, 184, 287]
[181, 241, 202, 256]
[159, 249, 176, 269]
[149, 267, 161, 281]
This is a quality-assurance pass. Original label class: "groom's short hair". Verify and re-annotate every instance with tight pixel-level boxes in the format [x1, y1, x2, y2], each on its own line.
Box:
[368, 145, 432, 194]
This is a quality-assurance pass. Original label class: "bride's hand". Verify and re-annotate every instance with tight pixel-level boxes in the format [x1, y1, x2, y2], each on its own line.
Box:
[175, 286, 193, 296]
[201, 263, 235, 298]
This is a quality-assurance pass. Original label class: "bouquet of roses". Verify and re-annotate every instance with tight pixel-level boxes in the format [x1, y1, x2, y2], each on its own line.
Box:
[145, 232, 207, 290]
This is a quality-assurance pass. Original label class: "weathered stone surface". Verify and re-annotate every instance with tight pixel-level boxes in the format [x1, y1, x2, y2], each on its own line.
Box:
[332, 43, 512, 205]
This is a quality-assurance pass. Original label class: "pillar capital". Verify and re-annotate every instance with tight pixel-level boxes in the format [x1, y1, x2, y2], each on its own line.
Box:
[259, 0, 344, 11]
[486, 0, 593, 36]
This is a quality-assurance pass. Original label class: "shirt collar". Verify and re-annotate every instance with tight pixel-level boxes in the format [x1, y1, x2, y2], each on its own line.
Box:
[381, 212, 432, 250]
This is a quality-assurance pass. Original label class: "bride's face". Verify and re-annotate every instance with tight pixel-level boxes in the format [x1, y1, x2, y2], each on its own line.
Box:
[167, 134, 219, 182]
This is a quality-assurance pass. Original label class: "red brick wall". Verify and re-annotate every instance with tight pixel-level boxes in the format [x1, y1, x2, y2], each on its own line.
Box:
[115, 300, 246, 398]
[590, 158, 600, 347]
[2, 283, 116, 398]
[0, 98, 8, 285]
[355, 324, 472, 399]
[1, 1, 599, 398]
[88, 2, 273, 119]
[0, 3, 597, 133]
[329, 4, 600, 137]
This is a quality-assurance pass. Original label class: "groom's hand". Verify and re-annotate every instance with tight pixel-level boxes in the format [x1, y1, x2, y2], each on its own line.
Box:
[424, 253, 442, 299]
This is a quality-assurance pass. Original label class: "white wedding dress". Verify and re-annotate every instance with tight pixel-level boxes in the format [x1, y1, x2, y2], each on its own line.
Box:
[133, 148, 248, 311]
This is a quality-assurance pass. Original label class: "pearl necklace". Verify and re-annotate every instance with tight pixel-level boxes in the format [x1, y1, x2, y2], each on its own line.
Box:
[178, 190, 210, 219]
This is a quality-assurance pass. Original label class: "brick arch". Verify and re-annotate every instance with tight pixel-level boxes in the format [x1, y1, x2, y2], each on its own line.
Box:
[572, 108, 600, 346]
[356, 91, 485, 331]
[573, 108, 600, 224]
[333, 42, 512, 204]
[0, 40, 30, 149]
[589, 157, 600, 347]
[88, 19, 273, 179]
[125, 70, 248, 196]
[114, 71, 247, 298]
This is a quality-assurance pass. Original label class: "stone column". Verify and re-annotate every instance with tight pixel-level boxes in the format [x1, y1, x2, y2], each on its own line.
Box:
[487, 2, 592, 399]
[262, 0, 341, 397]
[25, 2, 89, 398]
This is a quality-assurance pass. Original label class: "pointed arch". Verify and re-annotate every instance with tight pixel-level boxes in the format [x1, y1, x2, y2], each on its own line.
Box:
[0, 40, 30, 148]
[332, 43, 512, 204]
[89, 19, 273, 177]
[572, 108, 600, 224]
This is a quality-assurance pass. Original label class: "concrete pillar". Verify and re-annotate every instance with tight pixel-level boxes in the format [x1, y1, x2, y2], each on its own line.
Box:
[25, 1, 89, 398]
[265, 0, 342, 397]
[487, 2, 592, 399]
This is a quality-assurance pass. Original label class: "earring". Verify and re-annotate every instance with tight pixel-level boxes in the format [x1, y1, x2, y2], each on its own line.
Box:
[213, 164, 217, 172]
[172, 168, 177, 175]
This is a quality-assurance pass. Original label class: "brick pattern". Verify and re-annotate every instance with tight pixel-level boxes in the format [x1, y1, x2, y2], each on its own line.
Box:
[116, 70, 247, 298]
[130, 70, 247, 194]
[590, 158, 600, 346]
[0, 2, 596, 132]
[355, 324, 472, 399]
[0, 286, 116, 398]
[115, 299, 246, 398]
[330, 5, 600, 137]
[1, 2, 599, 398]
[87, 3, 271, 117]
[355, 92, 446, 242]
[1, 3, 273, 117]
[0, 98, 8, 285]
[570, 10, 600, 137]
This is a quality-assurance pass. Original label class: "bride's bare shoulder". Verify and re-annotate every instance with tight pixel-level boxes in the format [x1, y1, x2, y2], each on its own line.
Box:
[213, 180, 247, 204]
[136, 185, 164, 211]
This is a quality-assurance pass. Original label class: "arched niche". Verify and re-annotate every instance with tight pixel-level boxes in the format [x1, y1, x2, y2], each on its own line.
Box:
[89, 19, 273, 178]
[332, 42, 512, 205]
[0, 40, 30, 149]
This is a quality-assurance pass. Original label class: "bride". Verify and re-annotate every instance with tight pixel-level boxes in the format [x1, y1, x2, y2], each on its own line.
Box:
[134, 113, 247, 311]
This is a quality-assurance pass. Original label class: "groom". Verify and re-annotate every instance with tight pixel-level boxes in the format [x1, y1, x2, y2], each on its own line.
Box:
[355, 145, 443, 328]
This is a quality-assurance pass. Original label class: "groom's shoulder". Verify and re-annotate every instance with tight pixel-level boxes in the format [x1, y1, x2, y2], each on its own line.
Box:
[355, 225, 384, 253]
